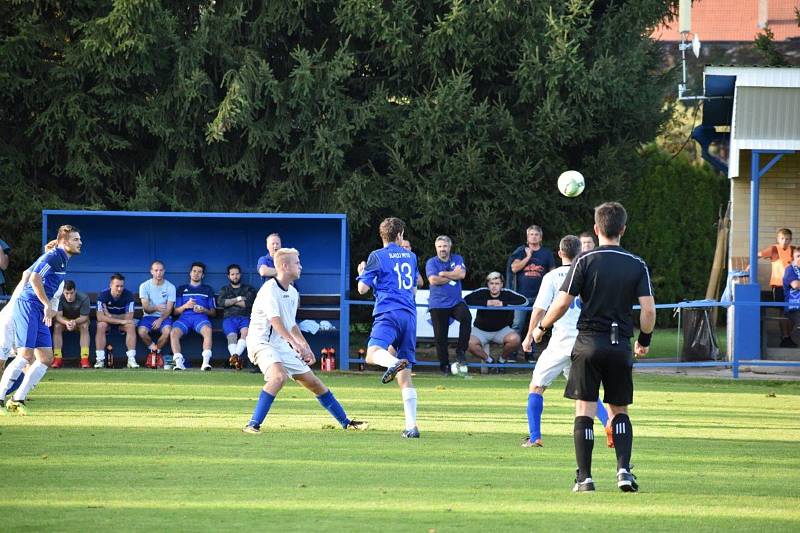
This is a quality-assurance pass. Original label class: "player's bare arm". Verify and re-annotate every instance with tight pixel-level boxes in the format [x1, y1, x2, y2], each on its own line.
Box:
[533, 291, 574, 344]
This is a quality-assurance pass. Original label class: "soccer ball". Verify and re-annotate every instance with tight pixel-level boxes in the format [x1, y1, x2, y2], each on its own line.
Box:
[557, 170, 585, 197]
[450, 362, 468, 376]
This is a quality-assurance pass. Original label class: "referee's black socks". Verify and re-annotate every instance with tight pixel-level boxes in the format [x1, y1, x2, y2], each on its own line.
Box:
[573, 416, 594, 482]
[611, 413, 633, 471]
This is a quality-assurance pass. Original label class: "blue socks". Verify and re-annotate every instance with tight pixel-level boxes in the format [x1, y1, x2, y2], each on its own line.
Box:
[317, 390, 350, 428]
[595, 399, 609, 426]
[6, 374, 24, 397]
[527, 393, 544, 441]
[527, 393, 607, 441]
[249, 390, 276, 427]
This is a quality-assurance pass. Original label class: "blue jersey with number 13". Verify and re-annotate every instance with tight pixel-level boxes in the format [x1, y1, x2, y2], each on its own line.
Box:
[358, 243, 418, 316]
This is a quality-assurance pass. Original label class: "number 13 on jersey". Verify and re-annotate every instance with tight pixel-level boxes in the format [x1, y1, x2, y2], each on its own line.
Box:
[393, 262, 414, 290]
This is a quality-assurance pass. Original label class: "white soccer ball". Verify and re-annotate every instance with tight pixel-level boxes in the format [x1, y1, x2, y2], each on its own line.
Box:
[450, 362, 461, 376]
[459, 363, 469, 376]
[557, 170, 586, 197]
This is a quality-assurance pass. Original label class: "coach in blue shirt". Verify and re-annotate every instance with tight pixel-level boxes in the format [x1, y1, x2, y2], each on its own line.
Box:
[425, 235, 471, 375]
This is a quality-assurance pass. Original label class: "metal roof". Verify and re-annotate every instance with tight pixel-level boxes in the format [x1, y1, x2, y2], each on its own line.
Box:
[702, 67, 800, 178]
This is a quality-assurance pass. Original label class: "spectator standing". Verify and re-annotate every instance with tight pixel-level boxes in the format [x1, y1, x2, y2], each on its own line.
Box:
[52, 280, 91, 368]
[509, 225, 555, 347]
[171, 262, 216, 371]
[759, 228, 796, 347]
[533, 202, 655, 493]
[257, 233, 282, 281]
[425, 235, 470, 374]
[400, 239, 424, 288]
[95, 273, 138, 368]
[138, 260, 176, 365]
[579, 232, 596, 252]
[217, 264, 257, 369]
[464, 272, 527, 364]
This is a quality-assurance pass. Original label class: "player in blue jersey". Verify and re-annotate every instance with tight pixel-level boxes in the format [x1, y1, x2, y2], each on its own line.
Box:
[94, 273, 138, 368]
[357, 217, 421, 438]
[1, 225, 82, 415]
[170, 262, 216, 371]
[257, 233, 282, 281]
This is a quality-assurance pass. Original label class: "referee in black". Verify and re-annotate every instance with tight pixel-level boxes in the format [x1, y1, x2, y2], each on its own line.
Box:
[532, 201, 655, 493]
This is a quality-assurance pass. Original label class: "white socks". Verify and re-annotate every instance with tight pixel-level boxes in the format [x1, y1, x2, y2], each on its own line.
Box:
[95, 349, 105, 361]
[227, 344, 237, 356]
[0, 356, 27, 397]
[236, 339, 247, 356]
[13, 360, 47, 401]
[126, 350, 136, 359]
[401, 387, 418, 430]
[371, 348, 400, 369]
[202, 350, 212, 365]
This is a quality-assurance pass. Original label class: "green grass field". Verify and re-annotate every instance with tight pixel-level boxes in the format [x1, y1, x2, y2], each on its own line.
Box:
[2, 370, 799, 532]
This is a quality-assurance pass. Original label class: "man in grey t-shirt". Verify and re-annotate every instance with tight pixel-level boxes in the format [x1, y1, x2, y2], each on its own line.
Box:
[137, 260, 176, 363]
[53, 280, 91, 368]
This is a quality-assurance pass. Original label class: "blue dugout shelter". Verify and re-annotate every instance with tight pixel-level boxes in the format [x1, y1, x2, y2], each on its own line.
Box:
[43, 210, 350, 364]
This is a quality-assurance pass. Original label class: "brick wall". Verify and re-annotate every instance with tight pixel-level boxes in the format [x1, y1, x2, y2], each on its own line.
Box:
[730, 150, 800, 287]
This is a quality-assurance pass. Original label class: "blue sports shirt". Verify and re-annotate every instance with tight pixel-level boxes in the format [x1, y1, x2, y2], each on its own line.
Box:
[358, 243, 417, 316]
[97, 288, 136, 315]
[176, 283, 217, 319]
[784, 264, 800, 312]
[257, 254, 275, 280]
[426, 254, 466, 309]
[20, 247, 69, 305]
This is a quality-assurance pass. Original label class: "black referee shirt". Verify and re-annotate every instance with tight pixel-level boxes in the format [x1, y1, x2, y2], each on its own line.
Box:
[560, 245, 653, 338]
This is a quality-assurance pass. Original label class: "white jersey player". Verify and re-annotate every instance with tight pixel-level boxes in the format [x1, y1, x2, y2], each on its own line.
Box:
[521, 235, 611, 447]
[242, 248, 367, 434]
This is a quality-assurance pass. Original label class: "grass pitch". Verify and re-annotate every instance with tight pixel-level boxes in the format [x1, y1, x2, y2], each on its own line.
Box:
[1, 369, 799, 532]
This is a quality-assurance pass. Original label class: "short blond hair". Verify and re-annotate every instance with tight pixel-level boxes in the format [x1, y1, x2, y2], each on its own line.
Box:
[274, 247, 299, 267]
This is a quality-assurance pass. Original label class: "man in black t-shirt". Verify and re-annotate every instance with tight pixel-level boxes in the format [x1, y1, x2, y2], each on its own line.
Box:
[533, 202, 655, 494]
[52, 280, 91, 368]
[464, 272, 527, 364]
[217, 264, 257, 370]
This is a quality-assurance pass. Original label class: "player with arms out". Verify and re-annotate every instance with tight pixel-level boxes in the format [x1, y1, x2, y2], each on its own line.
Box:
[243, 248, 367, 434]
[1, 226, 82, 415]
[521, 235, 611, 448]
[356, 217, 420, 438]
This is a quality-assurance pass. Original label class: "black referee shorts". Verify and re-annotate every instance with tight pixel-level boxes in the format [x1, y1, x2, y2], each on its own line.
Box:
[564, 333, 634, 406]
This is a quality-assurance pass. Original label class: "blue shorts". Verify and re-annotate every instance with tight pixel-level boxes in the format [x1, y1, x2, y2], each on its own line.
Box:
[13, 298, 52, 349]
[367, 310, 417, 364]
[138, 315, 173, 332]
[223, 316, 250, 336]
[173, 314, 211, 335]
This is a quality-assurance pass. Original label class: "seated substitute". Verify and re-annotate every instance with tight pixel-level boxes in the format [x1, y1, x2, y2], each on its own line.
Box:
[170, 262, 216, 371]
[95, 273, 139, 368]
[243, 248, 367, 434]
[217, 264, 257, 369]
[464, 272, 527, 365]
[257, 233, 282, 282]
[52, 280, 91, 369]
[138, 260, 176, 365]
[783, 248, 800, 343]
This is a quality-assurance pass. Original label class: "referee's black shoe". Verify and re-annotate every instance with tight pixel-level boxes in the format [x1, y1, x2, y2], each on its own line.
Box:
[617, 468, 639, 492]
[573, 469, 595, 493]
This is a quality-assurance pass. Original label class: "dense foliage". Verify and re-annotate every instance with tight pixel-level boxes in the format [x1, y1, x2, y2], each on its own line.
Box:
[1, 0, 710, 302]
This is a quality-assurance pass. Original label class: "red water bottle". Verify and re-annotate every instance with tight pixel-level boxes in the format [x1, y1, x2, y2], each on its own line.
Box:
[357, 348, 366, 371]
[328, 348, 336, 371]
[320, 348, 330, 371]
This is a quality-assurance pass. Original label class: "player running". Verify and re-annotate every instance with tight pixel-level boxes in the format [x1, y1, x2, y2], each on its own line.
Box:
[356, 217, 420, 438]
[0, 227, 81, 415]
[521, 235, 611, 447]
[242, 248, 367, 434]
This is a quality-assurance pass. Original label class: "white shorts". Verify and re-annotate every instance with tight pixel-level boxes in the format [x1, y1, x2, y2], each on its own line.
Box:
[248, 344, 311, 380]
[530, 339, 576, 388]
[471, 326, 516, 353]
